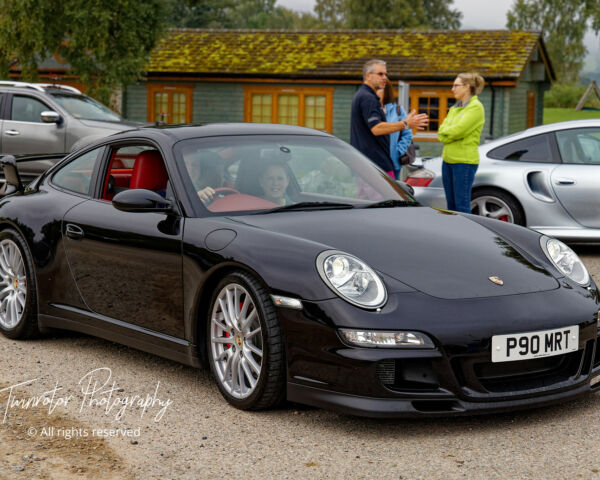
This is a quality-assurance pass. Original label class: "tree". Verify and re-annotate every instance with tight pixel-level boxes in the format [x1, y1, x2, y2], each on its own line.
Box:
[315, 0, 348, 28]
[0, 0, 166, 103]
[313, 0, 461, 30]
[507, 0, 600, 83]
[165, 0, 316, 29]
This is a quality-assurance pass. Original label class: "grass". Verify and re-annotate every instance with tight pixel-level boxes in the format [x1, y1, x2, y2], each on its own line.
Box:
[543, 108, 600, 124]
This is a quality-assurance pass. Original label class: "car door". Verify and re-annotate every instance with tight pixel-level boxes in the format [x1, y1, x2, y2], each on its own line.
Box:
[551, 127, 600, 228]
[60, 144, 185, 338]
[2, 94, 66, 154]
[485, 132, 561, 203]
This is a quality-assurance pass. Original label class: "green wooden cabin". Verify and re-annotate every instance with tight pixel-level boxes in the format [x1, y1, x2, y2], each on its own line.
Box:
[125, 29, 554, 156]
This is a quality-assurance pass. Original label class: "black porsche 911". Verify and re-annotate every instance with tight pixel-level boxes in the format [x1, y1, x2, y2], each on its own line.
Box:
[0, 123, 598, 417]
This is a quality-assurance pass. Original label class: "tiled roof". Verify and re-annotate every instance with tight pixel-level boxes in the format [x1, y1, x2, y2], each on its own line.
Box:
[147, 29, 550, 81]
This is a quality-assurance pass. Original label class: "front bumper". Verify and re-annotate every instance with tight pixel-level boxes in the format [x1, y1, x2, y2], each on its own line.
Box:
[278, 286, 600, 417]
[288, 380, 597, 418]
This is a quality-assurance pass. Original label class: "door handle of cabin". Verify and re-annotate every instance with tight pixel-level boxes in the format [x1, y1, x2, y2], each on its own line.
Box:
[4, 130, 20, 136]
[65, 223, 84, 240]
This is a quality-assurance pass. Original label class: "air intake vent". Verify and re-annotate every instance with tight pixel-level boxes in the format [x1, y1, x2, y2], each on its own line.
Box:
[376, 359, 395, 384]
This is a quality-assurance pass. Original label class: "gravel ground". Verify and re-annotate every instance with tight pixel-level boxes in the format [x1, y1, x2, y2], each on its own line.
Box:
[1, 246, 600, 479]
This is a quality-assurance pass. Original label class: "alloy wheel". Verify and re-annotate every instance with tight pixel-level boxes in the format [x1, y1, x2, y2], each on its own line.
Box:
[209, 283, 263, 399]
[0, 239, 27, 329]
[470, 195, 514, 222]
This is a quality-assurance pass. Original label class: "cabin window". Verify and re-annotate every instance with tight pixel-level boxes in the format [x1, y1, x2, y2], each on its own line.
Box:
[147, 84, 194, 124]
[244, 86, 333, 132]
[408, 89, 457, 141]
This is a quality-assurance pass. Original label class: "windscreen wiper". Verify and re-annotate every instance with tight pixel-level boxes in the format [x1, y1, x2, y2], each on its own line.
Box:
[261, 201, 356, 214]
[362, 199, 420, 208]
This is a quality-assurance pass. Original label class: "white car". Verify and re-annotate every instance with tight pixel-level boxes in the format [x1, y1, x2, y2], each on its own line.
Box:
[407, 120, 600, 242]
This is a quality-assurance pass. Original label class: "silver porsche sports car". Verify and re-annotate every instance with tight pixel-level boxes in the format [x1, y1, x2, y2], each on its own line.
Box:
[408, 120, 600, 242]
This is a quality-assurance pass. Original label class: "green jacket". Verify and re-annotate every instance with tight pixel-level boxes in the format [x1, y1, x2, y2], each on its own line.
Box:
[438, 95, 485, 165]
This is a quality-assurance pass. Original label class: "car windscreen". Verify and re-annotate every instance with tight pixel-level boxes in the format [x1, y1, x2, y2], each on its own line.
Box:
[50, 93, 122, 122]
[173, 134, 416, 216]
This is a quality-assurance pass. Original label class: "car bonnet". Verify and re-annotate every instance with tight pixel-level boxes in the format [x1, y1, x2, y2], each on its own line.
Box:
[236, 207, 559, 300]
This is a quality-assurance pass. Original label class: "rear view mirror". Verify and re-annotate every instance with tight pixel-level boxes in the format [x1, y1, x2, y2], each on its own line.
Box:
[396, 180, 415, 196]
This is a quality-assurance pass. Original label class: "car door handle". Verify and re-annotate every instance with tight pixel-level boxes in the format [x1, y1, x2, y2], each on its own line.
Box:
[4, 130, 20, 136]
[65, 223, 84, 240]
[555, 177, 575, 185]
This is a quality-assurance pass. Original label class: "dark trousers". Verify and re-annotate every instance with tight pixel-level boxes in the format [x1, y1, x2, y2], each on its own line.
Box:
[442, 161, 478, 213]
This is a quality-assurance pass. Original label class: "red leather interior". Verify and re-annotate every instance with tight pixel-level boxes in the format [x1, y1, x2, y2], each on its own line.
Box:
[129, 150, 168, 191]
[102, 168, 133, 201]
[208, 194, 277, 212]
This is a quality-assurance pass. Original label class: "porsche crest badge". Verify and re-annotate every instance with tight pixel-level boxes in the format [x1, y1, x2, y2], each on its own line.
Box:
[488, 276, 504, 286]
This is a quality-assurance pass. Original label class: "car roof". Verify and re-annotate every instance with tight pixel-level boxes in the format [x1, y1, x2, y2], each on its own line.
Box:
[481, 119, 600, 150]
[113, 123, 335, 142]
[0, 81, 83, 95]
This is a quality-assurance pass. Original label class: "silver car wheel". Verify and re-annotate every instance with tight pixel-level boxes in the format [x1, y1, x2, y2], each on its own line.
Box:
[470, 195, 514, 223]
[210, 283, 263, 399]
[0, 239, 27, 329]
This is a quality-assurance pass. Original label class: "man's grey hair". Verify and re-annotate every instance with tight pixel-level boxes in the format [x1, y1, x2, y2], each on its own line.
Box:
[363, 59, 386, 79]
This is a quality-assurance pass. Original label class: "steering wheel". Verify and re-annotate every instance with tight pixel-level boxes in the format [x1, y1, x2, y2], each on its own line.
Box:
[213, 187, 240, 197]
[201, 187, 240, 206]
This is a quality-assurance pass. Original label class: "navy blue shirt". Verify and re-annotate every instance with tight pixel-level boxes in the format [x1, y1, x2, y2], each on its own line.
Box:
[350, 84, 393, 172]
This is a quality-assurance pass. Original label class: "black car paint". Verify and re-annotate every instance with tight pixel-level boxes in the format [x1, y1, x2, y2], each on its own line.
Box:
[0, 123, 598, 417]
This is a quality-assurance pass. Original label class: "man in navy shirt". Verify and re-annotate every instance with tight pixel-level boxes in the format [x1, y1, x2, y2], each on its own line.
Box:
[350, 59, 428, 176]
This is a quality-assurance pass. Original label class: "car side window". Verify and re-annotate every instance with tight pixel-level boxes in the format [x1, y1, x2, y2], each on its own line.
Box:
[101, 145, 169, 201]
[488, 133, 558, 163]
[555, 128, 600, 165]
[52, 148, 101, 195]
[11, 95, 50, 123]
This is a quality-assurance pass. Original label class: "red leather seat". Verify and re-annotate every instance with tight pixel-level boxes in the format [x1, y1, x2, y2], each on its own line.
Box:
[129, 150, 168, 191]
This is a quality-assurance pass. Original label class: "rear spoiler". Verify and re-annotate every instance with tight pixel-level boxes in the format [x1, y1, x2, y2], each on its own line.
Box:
[0, 155, 23, 196]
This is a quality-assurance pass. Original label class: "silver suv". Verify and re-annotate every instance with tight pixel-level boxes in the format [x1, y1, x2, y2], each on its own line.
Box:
[0, 81, 138, 155]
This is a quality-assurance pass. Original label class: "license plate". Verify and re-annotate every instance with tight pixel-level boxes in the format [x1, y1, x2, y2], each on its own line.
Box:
[491, 325, 579, 363]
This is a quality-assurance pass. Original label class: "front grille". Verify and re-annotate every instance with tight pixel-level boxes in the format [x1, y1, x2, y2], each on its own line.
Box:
[475, 351, 580, 392]
[453, 339, 595, 395]
[376, 359, 439, 392]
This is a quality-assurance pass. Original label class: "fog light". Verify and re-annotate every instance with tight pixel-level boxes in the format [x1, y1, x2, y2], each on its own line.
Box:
[339, 329, 435, 348]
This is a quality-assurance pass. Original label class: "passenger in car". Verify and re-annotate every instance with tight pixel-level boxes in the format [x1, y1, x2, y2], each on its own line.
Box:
[186, 152, 225, 203]
[258, 162, 290, 206]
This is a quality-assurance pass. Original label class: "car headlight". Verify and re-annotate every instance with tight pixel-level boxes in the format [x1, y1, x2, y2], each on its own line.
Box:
[316, 250, 387, 309]
[541, 236, 590, 285]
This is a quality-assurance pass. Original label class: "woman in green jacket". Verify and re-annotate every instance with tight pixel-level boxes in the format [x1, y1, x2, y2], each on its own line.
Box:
[438, 72, 485, 213]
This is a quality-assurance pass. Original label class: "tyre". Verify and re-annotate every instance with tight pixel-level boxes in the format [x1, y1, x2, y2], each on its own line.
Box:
[207, 271, 285, 410]
[0, 229, 39, 339]
[470, 189, 525, 225]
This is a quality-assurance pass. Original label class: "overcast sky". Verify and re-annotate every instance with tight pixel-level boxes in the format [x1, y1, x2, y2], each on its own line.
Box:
[277, 0, 514, 29]
[276, 0, 599, 70]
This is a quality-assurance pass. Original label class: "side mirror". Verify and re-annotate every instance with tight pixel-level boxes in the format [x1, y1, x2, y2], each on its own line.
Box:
[112, 188, 174, 213]
[0, 155, 24, 196]
[40, 111, 62, 124]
